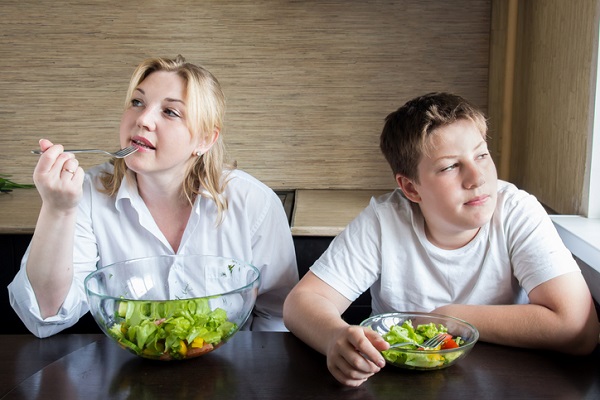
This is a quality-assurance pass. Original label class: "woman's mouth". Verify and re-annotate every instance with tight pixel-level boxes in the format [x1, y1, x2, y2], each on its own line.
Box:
[131, 137, 155, 150]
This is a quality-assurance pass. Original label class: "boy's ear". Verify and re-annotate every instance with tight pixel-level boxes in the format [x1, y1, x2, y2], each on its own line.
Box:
[396, 174, 421, 203]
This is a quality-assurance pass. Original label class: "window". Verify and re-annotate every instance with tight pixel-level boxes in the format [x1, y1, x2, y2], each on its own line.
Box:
[589, 42, 600, 219]
[550, 26, 600, 292]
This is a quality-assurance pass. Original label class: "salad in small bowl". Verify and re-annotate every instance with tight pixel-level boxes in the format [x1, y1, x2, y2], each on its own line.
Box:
[360, 312, 479, 370]
[85, 255, 260, 360]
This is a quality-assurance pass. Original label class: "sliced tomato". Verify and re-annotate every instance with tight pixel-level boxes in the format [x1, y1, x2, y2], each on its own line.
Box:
[440, 335, 459, 349]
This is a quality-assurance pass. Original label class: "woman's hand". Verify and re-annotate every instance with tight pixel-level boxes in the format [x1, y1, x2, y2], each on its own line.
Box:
[33, 139, 84, 210]
[325, 325, 389, 387]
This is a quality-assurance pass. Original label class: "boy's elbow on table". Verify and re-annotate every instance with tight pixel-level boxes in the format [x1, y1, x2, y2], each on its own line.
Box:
[567, 322, 600, 356]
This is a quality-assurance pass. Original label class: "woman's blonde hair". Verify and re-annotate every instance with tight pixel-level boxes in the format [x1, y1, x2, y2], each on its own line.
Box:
[101, 55, 235, 222]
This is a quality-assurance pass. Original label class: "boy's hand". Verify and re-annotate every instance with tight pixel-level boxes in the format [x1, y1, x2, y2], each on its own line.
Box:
[33, 139, 84, 211]
[325, 325, 389, 387]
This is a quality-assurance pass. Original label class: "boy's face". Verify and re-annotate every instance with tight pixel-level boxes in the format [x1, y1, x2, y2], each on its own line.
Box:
[396, 119, 498, 249]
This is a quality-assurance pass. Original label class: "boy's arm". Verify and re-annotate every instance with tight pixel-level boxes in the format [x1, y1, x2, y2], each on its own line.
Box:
[283, 272, 388, 387]
[434, 271, 599, 354]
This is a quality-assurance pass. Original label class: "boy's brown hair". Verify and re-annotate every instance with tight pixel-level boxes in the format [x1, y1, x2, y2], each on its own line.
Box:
[380, 92, 487, 183]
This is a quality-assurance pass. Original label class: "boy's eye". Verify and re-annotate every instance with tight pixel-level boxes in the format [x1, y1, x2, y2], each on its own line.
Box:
[441, 163, 458, 172]
[477, 153, 489, 159]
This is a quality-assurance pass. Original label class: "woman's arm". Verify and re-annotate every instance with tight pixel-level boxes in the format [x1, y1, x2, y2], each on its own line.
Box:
[25, 139, 84, 318]
[248, 190, 299, 331]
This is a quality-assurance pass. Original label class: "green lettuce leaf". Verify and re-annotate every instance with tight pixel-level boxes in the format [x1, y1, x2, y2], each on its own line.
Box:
[109, 298, 238, 359]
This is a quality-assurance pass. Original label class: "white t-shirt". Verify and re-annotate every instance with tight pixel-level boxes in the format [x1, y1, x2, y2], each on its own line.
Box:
[9, 163, 298, 337]
[311, 180, 580, 316]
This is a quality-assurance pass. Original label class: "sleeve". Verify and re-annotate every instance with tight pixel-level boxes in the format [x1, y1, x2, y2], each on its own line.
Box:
[248, 190, 299, 332]
[504, 190, 580, 293]
[7, 176, 100, 338]
[310, 199, 382, 302]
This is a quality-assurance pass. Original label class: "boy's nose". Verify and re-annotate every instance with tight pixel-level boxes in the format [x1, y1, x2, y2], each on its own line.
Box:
[464, 164, 485, 189]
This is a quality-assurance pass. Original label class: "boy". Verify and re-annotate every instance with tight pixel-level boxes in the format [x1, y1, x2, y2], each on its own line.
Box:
[283, 92, 599, 387]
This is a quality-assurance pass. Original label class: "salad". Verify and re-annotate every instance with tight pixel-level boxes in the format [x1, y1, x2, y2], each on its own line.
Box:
[381, 319, 466, 369]
[107, 297, 237, 360]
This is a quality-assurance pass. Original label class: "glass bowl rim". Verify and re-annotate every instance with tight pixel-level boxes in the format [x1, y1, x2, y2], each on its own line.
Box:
[360, 311, 480, 354]
[84, 254, 261, 302]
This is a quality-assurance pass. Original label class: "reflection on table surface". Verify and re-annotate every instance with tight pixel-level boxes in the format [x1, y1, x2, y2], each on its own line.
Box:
[1, 332, 599, 399]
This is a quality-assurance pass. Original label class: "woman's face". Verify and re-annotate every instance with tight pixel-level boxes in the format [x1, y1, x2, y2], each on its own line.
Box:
[120, 71, 205, 183]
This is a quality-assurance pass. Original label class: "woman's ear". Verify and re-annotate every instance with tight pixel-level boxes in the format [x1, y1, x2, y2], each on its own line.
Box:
[194, 129, 220, 156]
[396, 174, 421, 203]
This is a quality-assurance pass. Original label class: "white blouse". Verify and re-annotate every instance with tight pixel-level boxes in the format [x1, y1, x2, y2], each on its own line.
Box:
[9, 163, 298, 337]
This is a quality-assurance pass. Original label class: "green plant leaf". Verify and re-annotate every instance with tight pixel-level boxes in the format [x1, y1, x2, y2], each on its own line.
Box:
[0, 175, 35, 193]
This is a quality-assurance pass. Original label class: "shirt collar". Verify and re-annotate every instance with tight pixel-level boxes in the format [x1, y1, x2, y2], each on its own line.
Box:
[114, 170, 206, 216]
[114, 170, 140, 212]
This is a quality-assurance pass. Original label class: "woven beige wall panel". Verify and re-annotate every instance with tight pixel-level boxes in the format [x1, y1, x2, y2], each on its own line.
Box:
[0, 1, 490, 190]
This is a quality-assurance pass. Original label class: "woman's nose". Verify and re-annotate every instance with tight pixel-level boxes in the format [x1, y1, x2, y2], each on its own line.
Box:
[136, 106, 157, 131]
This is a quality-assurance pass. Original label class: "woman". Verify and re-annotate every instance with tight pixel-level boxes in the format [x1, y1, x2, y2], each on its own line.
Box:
[9, 55, 298, 337]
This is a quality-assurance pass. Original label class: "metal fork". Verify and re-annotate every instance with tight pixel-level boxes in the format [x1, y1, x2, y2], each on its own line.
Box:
[388, 333, 449, 350]
[31, 146, 138, 159]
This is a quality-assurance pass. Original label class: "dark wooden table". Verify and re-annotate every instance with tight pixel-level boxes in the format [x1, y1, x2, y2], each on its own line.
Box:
[1, 332, 599, 399]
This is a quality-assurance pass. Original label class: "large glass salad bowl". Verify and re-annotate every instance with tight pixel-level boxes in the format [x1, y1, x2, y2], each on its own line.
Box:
[85, 255, 260, 360]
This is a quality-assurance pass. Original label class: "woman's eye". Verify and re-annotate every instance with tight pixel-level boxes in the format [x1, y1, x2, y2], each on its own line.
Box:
[164, 108, 181, 118]
[131, 99, 143, 107]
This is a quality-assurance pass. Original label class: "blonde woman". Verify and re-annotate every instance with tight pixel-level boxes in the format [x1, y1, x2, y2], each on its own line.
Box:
[10, 56, 298, 337]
